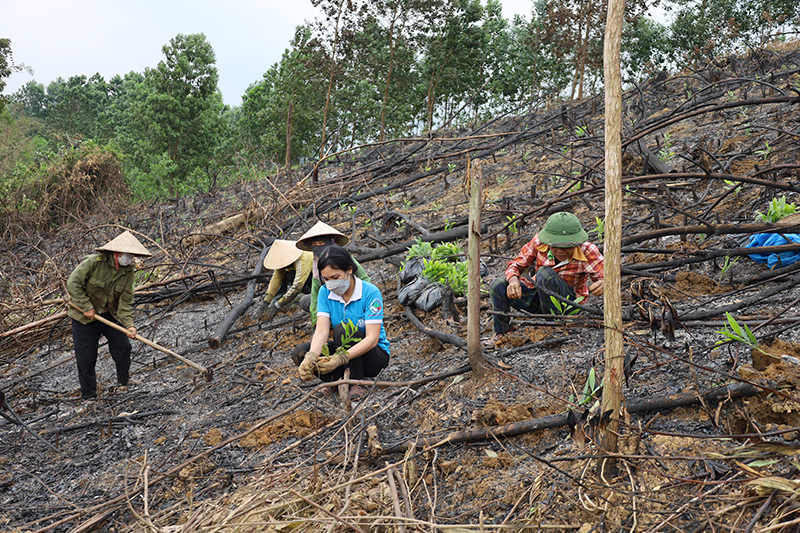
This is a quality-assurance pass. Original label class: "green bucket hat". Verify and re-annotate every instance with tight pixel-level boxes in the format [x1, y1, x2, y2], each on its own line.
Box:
[538, 212, 588, 247]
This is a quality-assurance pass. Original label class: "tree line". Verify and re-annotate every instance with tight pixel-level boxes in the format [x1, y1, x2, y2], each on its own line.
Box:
[0, 0, 797, 213]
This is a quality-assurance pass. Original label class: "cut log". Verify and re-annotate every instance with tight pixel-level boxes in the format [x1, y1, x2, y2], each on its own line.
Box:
[182, 208, 261, 247]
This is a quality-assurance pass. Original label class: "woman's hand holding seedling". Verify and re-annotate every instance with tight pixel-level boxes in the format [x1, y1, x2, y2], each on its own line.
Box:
[316, 347, 349, 374]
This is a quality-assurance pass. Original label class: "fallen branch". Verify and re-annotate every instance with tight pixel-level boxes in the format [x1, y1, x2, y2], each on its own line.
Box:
[0, 311, 67, 339]
[403, 305, 466, 350]
[355, 224, 487, 263]
[381, 381, 763, 454]
[208, 245, 269, 348]
[621, 221, 800, 247]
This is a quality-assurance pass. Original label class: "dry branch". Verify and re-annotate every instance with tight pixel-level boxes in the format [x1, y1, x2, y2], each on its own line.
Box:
[208, 244, 269, 348]
[382, 381, 763, 454]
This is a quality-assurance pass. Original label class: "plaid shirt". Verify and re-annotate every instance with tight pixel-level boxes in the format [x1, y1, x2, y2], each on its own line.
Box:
[504, 234, 604, 298]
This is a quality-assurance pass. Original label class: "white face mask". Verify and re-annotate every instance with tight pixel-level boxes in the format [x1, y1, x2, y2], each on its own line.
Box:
[118, 253, 134, 266]
[325, 275, 350, 296]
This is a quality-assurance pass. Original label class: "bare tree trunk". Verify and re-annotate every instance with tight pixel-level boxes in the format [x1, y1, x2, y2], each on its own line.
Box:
[285, 100, 293, 187]
[578, 4, 593, 100]
[426, 69, 438, 132]
[467, 157, 486, 378]
[318, 0, 346, 175]
[380, 5, 399, 143]
[600, 0, 625, 462]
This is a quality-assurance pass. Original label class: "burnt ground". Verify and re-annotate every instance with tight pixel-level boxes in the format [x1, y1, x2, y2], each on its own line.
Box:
[3, 42, 800, 532]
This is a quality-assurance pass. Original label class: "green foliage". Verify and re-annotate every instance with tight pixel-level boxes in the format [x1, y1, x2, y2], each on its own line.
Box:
[141, 33, 224, 194]
[405, 238, 434, 260]
[668, 0, 800, 62]
[403, 240, 467, 295]
[755, 196, 797, 223]
[506, 215, 519, 234]
[423, 257, 468, 296]
[658, 132, 676, 162]
[338, 320, 360, 350]
[715, 312, 760, 351]
[719, 255, 738, 278]
[319, 319, 359, 358]
[593, 217, 605, 242]
[124, 152, 180, 201]
[723, 179, 742, 196]
[239, 26, 326, 164]
[0, 140, 128, 232]
[755, 140, 772, 160]
[568, 367, 602, 407]
[430, 242, 462, 262]
[621, 17, 674, 82]
[549, 294, 584, 316]
[0, 39, 29, 113]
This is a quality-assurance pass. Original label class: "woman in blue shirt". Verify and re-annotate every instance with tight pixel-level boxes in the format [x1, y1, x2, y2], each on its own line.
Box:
[292, 247, 390, 400]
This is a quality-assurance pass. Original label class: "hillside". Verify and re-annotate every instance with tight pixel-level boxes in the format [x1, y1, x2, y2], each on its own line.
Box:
[2, 43, 800, 532]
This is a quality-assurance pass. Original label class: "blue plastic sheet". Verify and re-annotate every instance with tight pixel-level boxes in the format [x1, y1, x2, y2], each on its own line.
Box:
[746, 233, 800, 268]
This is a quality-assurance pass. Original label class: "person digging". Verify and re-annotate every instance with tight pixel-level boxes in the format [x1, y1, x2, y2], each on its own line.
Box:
[486, 212, 604, 348]
[66, 231, 152, 400]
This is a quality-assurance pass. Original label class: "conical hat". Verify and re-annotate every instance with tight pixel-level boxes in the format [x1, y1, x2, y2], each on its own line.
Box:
[264, 240, 304, 270]
[96, 231, 152, 256]
[296, 220, 349, 251]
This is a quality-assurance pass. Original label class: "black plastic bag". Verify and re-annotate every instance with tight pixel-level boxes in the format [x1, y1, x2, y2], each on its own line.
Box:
[415, 282, 447, 312]
[398, 275, 429, 305]
[399, 256, 425, 284]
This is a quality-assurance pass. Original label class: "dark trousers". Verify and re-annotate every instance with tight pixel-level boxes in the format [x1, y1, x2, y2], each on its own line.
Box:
[72, 313, 132, 399]
[292, 323, 389, 382]
[489, 266, 577, 334]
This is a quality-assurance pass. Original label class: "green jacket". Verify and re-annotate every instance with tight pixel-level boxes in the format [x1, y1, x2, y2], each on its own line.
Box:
[310, 258, 370, 325]
[264, 251, 314, 307]
[66, 253, 136, 328]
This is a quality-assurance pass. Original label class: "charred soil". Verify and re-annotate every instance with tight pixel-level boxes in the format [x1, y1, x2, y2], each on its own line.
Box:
[3, 43, 800, 532]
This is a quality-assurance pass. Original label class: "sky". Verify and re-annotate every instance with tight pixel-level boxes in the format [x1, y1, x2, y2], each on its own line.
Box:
[1, 0, 538, 107]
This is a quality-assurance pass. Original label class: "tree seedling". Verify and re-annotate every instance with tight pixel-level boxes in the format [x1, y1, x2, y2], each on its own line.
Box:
[754, 140, 772, 160]
[755, 196, 797, 223]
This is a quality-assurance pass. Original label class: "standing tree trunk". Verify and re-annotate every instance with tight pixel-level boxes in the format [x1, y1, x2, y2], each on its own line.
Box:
[600, 0, 624, 462]
[467, 156, 486, 378]
[318, 0, 347, 177]
[285, 100, 293, 187]
[380, 5, 399, 143]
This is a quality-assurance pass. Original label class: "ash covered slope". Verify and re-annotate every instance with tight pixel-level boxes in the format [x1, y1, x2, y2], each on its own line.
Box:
[2, 44, 800, 532]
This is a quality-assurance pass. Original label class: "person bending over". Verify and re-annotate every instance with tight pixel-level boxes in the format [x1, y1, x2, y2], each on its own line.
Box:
[291, 246, 389, 401]
[487, 212, 604, 347]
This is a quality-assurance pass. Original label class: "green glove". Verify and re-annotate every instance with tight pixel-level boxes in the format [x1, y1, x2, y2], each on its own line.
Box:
[298, 352, 319, 382]
[317, 350, 349, 374]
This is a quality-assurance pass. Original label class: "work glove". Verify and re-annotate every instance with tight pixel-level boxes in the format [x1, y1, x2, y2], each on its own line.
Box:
[262, 301, 279, 322]
[298, 352, 319, 382]
[316, 349, 349, 374]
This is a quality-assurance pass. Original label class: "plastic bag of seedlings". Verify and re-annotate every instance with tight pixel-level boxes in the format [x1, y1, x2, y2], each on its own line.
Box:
[415, 282, 448, 312]
[398, 275, 429, 306]
[399, 256, 425, 284]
